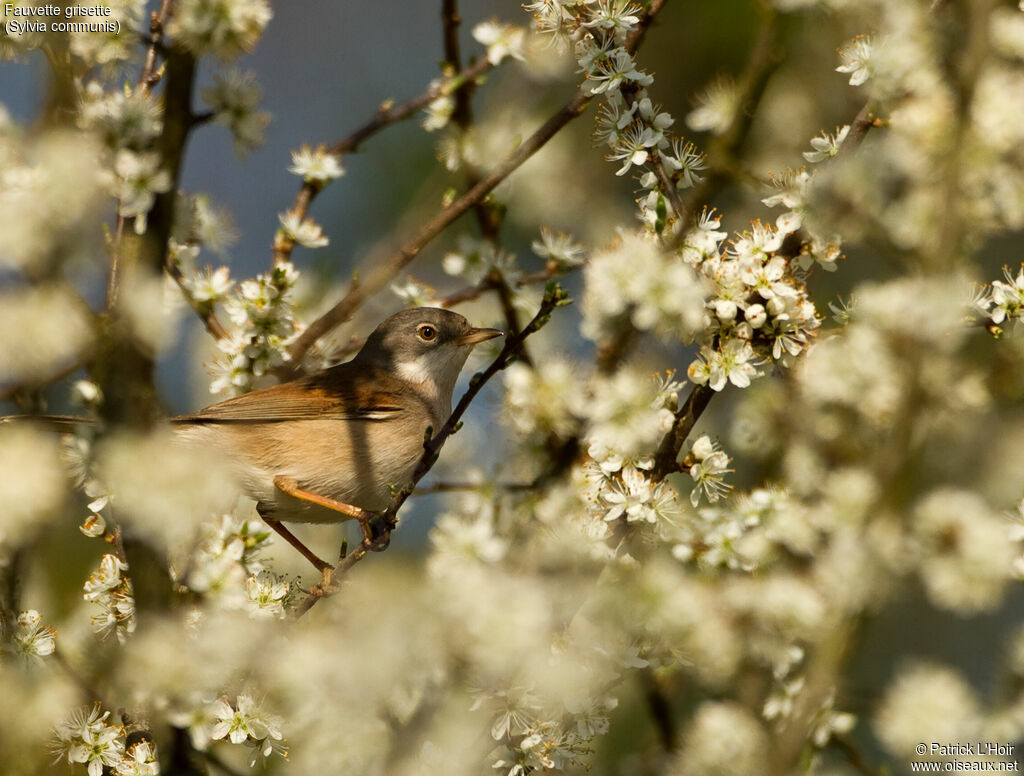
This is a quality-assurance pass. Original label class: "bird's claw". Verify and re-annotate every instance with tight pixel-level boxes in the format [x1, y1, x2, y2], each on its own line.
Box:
[357, 514, 392, 552]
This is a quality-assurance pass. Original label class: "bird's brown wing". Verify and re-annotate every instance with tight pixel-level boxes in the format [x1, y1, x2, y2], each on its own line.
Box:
[171, 364, 411, 425]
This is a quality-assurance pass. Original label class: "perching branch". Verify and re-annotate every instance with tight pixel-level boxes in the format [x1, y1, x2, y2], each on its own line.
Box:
[292, 283, 570, 616]
[440, 264, 575, 308]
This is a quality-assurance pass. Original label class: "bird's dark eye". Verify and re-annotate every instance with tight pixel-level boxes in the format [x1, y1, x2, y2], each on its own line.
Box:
[417, 324, 438, 342]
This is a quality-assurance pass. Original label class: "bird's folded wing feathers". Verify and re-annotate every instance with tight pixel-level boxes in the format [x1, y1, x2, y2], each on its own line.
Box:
[170, 368, 409, 424]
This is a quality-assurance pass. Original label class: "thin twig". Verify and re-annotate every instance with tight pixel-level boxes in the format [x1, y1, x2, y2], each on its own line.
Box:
[164, 255, 230, 340]
[271, 56, 496, 267]
[439, 265, 571, 308]
[107, 0, 175, 308]
[652, 155, 686, 226]
[292, 284, 569, 617]
[0, 356, 88, 404]
[53, 650, 113, 709]
[440, 0, 529, 362]
[441, 0, 472, 128]
[283, 0, 668, 371]
[412, 480, 535, 495]
[137, 0, 175, 93]
[651, 383, 717, 481]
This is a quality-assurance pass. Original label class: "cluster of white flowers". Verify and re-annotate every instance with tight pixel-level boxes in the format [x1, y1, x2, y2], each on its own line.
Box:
[682, 211, 822, 391]
[68, 0, 145, 70]
[176, 511, 281, 614]
[503, 358, 583, 439]
[170, 694, 286, 766]
[531, 227, 586, 270]
[82, 553, 136, 643]
[567, 373, 687, 542]
[78, 84, 163, 152]
[472, 20, 527, 66]
[75, 82, 171, 236]
[209, 261, 303, 395]
[201, 69, 271, 157]
[570, 2, 713, 208]
[442, 234, 518, 285]
[288, 143, 345, 185]
[6, 609, 57, 667]
[111, 150, 172, 234]
[686, 434, 733, 507]
[52, 706, 159, 776]
[974, 263, 1024, 331]
[913, 489, 1018, 615]
[471, 676, 620, 775]
[581, 229, 707, 343]
[168, 0, 272, 59]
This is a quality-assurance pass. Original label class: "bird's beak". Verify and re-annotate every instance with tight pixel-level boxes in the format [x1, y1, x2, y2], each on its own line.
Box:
[456, 327, 503, 346]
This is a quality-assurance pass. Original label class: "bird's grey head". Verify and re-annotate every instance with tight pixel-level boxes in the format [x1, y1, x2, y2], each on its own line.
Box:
[355, 307, 502, 394]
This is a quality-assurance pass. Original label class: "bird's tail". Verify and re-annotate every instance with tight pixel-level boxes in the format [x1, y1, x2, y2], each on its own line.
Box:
[0, 414, 94, 434]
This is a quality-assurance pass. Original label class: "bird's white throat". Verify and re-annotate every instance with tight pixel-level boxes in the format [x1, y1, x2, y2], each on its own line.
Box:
[395, 348, 466, 419]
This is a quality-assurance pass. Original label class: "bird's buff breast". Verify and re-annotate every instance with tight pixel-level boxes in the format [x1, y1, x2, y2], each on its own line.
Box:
[176, 416, 432, 523]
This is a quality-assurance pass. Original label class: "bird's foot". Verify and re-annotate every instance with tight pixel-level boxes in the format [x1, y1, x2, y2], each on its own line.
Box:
[315, 564, 338, 594]
[357, 515, 392, 552]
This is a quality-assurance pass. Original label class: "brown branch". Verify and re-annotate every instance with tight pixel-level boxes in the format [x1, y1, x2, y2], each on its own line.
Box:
[412, 480, 535, 495]
[640, 666, 678, 752]
[270, 56, 496, 267]
[97, 47, 198, 428]
[492, 272, 533, 367]
[439, 0, 529, 363]
[440, 265, 571, 308]
[107, 0, 177, 309]
[53, 650, 113, 709]
[441, 0, 472, 128]
[283, 0, 668, 370]
[137, 0, 175, 93]
[651, 383, 717, 481]
[652, 155, 686, 226]
[164, 256, 230, 340]
[0, 356, 88, 404]
[292, 284, 569, 617]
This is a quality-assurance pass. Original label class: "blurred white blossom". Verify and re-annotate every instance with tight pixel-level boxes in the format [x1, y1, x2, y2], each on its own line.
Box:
[170, 0, 272, 58]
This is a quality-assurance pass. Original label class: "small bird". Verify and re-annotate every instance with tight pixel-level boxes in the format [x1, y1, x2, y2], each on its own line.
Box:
[5, 308, 502, 579]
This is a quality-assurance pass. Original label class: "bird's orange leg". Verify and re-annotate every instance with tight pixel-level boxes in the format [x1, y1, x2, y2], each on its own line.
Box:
[261, 517, 334, 588]
[272, 475, 378, 547]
